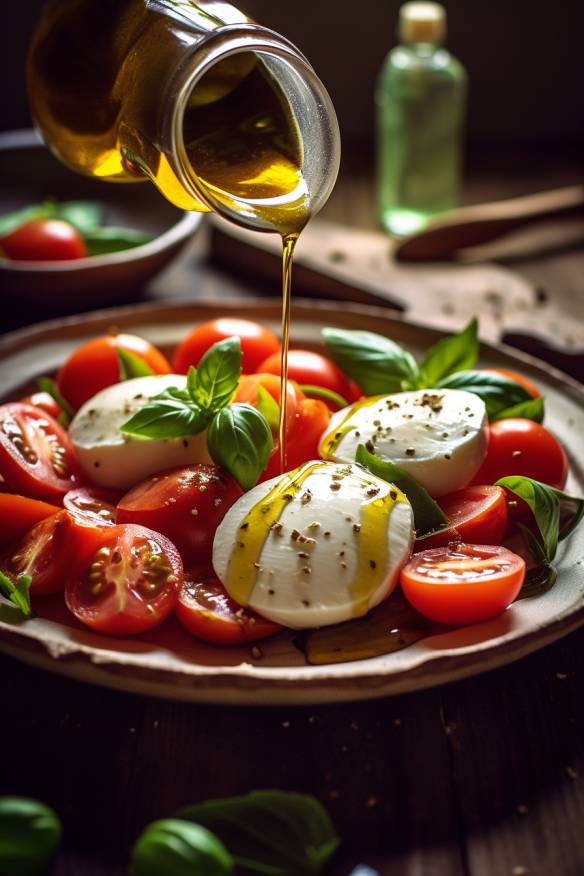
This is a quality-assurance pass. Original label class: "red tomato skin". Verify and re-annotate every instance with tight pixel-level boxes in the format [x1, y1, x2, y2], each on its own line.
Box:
[257, 349, 356, 400]
[65, 524, 182, 636]
[472, 419, 568, 491]
[416, 486, 508, 551]
[261, 398, 331, 480]
[483, 369, 541, 399]
[175, 571, 281, 645]
[234, 373, 299, 431]
[63, 487, 120, 528]
[0, 494, 60, 547]
[1, 219, 88, 261]
[57, 334, 171, 410]
[20, 392, 62, 421]
[0, 510, 72, 596]
[173, 319, 280, 374]
[401, 544, 526, 626]
[116, 465, 242, 566]
[0, 403, 80, 500]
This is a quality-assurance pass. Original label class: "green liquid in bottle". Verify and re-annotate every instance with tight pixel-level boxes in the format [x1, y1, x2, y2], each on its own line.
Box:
[376, 2, 467, 237]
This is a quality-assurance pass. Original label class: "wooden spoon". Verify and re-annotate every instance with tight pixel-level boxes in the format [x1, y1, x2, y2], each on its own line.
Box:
[394, 185, 584, 261]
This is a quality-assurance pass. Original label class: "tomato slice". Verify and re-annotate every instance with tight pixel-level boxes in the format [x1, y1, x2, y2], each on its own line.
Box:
[400, 544, 526, 626]
[0, 510, 71, 596]
[0, 493, 60, 547]
[65, 524, 182, 635]
[63, 487, 120, 528]
[472, 419, 568, 490]
[175, 571, 281, 645]
[416, 485, 508, 551]
[20, 392, 62, 421]
[117, 464, 242, 566]
[0, 403, 80, 500]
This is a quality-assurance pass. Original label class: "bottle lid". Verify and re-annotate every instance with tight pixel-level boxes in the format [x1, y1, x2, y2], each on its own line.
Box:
[399, 2, 446, 45]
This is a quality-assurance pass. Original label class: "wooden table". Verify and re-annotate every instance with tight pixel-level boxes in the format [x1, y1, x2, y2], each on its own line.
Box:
[2, 154, 584, 875]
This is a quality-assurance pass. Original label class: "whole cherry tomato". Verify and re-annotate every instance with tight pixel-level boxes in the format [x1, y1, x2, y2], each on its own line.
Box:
[1, 219, 87, 261]
[173, 319, 280, 374]
[472, 419, 568, 490]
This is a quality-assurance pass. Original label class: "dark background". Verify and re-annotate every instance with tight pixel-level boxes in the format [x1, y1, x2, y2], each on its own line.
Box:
[4, 0, 584, 151]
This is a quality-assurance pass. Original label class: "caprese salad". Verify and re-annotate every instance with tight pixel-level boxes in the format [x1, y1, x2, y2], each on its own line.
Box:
[0, 316, 582, 656]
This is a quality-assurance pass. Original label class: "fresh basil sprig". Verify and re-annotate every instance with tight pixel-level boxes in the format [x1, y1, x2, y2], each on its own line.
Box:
[417, 318, 478, 387]
[0, 797, 61, 876]
[492, 396, 544, 423]
[131, 819, 233, 876]
[321, 327, 418, 395]
[356, 445, 447, 535]
[117, 348, 155, 382]
[256, 384, 281, 430]
[207, 404, 273, 491]
[36, 377, 75, 426]
[436, 370, 533, 419]
[496, 475, 584, 562]
[188, 337, 241, 412]
[178, 790, 340, 875]
[0, 571, 33, 618]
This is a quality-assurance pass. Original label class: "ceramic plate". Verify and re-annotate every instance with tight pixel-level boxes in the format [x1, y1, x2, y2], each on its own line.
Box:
[0, 299, 582, 705]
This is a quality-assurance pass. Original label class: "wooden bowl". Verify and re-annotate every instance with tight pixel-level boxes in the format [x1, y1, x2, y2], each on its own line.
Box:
[0, 130, 202, 310]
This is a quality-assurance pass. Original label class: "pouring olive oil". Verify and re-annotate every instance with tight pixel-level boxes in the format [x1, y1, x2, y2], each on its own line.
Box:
[27, 0, 338, 470]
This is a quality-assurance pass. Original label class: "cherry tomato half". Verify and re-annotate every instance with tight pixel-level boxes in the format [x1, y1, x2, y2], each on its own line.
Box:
[1, 219, 88, 262]
[175, 571, 281, 645]
[0, 403, 80, 500]
[173, 319, 280, 374]
[20, 392, 62, 421]
[57, 333, 171, 410]
[0, 510, 71, 596]
[0, 493, 60, 547]
[63, 487, 120, 528]
[261, 398, 331, 480]
[472, 419, 568, 490]
[257, 349, 360, 402]
[234, 373, 300, 432]
[483, 369, 541, 400]
[417, 485, 508, 551]
[65, 524, 182, 636]
[117, 464, 242, 566]
[400, 544, 526, 626]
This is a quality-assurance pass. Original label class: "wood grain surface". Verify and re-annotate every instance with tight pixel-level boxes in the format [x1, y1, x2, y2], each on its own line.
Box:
[2, 154, 584, 874]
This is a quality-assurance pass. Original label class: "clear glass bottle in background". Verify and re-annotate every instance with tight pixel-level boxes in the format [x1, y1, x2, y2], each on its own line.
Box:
[375, 1, 467, 237]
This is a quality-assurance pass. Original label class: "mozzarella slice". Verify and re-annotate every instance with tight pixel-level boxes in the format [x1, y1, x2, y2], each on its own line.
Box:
[213, 460, 414, 629]
[319, 389, 488, 498]
[69, 375, 211, 490]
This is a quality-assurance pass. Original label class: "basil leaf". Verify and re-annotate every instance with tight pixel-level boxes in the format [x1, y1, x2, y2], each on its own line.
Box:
[0, 572, 33, 618]
[190, 337, 241, 413]
[54, 200, 103, 233]
[417, 318, 478, 387]
[187, 365, 198, 398]
[178, 790, 339, 875]
[436, 370, 532, 419]
[36, 377, 75, 425]
[121, 399, 209, 439]
[155, 386, 192, 403]
[0, 202, 55, 238]
[83, 226, 151, 256]
[0, 797, 62, 876]
[117, 348, 155, 382]
[322, 327, 419, 395]
[496, 476, 584, 561]
[256, 385, 281, 431]
[299, 385, 349, 409]
[492, 396, 545, 423]
[207, 404, 273, 491]
[131, 819, 233, 876]
[355, 445, 447, 535]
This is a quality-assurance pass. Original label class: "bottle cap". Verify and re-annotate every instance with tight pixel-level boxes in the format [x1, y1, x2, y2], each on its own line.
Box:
[399, 2, 446, 45]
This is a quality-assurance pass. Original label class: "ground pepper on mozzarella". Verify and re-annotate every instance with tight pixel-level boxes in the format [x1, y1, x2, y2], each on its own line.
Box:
[319, 389, 488, 498]
[212, 461, 414, 629]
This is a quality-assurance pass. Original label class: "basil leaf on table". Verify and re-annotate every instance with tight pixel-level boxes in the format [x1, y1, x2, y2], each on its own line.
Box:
[36, 376, 75, 426]
[178, 790, 339, 875]
[0, 796, 61, 876]
[496, 475, 584, 562]
[436, 370, 532, 419]
[256, 384, 281, 431]
[189, 336, 242, 413]
[322, 327, 419, 395]
[356, 444, 447, 535]
[207, 404, 273, 491]
[416, 318, 478, 388]
[491, 396, 545, 423]
[131, 818, 233, 876]
[121, 399, 210, 440]
[117, 348, 155, 382]
[83, 226, 151, 256]
[299, 385, 349, 409]
[0, 571, 33, 618]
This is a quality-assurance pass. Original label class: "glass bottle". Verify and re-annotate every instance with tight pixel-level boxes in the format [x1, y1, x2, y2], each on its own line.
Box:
[27, 0, 340, 237]
[376, 2, 467, 237]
